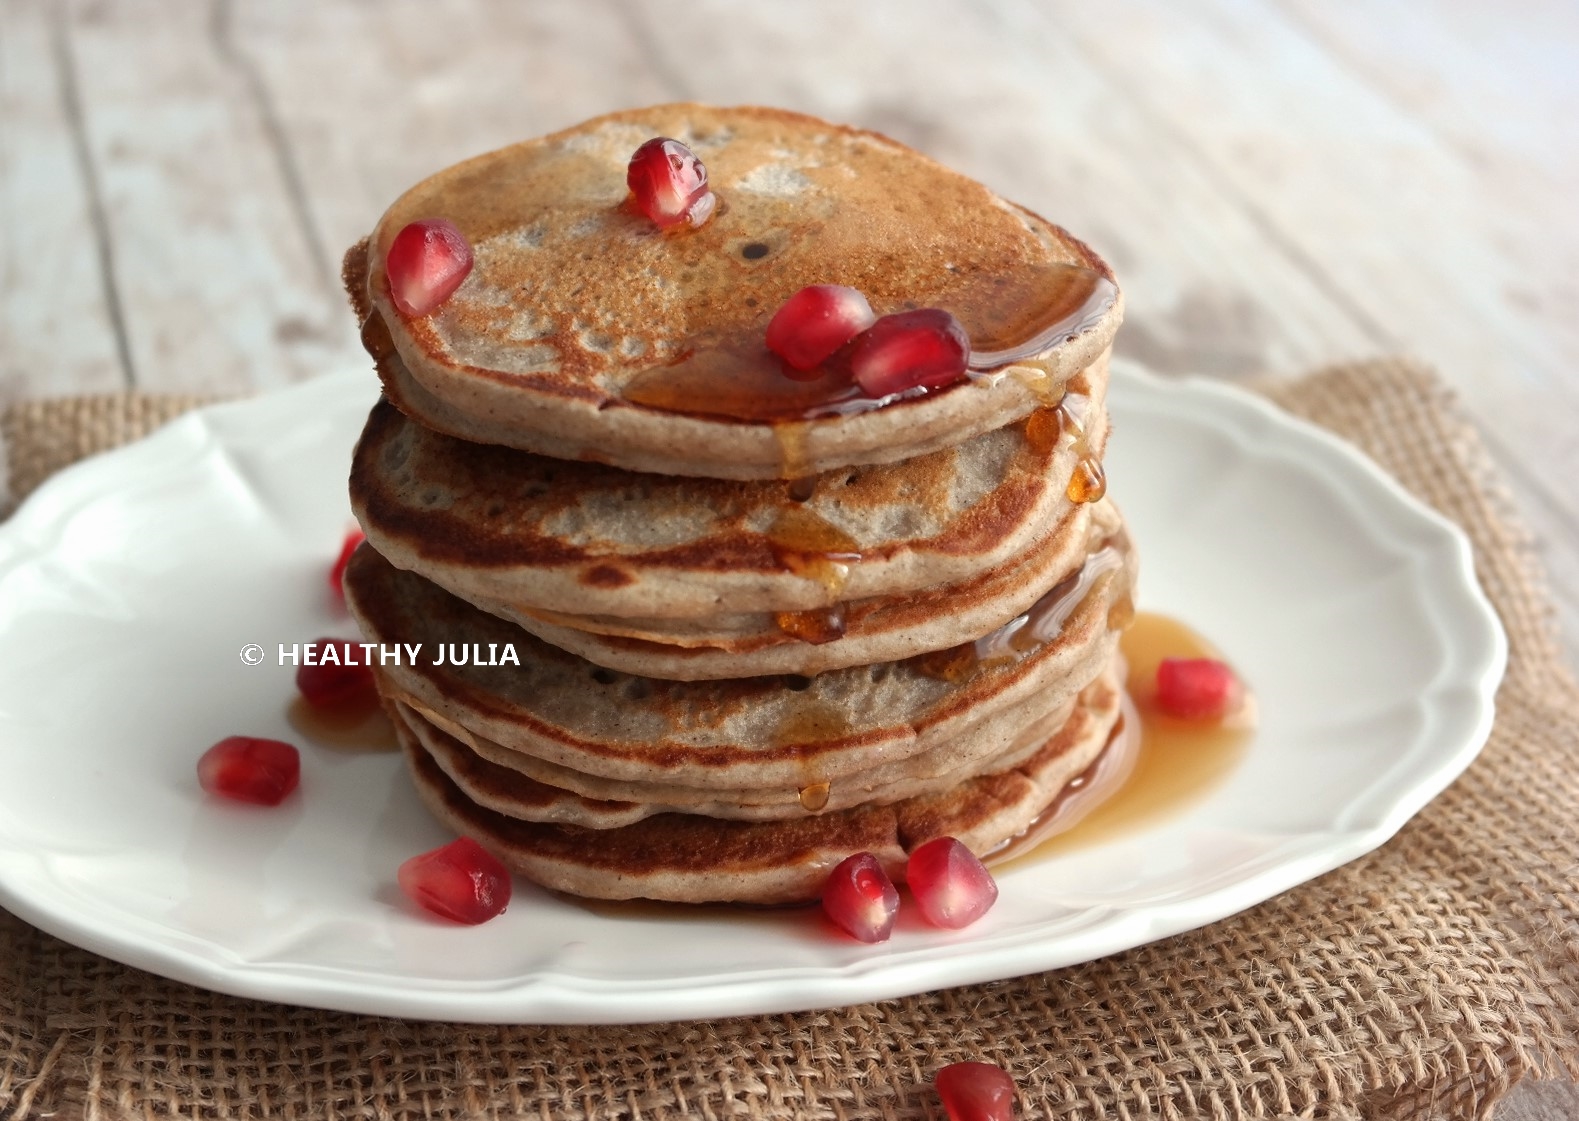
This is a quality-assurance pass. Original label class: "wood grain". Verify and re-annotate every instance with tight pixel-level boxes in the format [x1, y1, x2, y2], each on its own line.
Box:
[1, 3, 1574, 1112]
[0, 0, 125, 397]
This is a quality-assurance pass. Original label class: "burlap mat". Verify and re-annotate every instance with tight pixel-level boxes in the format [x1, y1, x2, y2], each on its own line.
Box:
[1, 359, 1575, 1120]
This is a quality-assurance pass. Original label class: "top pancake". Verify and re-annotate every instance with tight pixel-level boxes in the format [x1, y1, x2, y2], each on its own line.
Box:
[350, 104, 1122, 479]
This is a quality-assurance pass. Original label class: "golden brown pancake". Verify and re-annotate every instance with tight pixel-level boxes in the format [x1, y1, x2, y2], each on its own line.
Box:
[347, 104, 1122, 479]
[342, 533, 1134, 791]
[394, 674, 1081, 823]
[500, 498, 1123, 680]
[350, 366, 1108, 622]
[396, 655, 1126, 903]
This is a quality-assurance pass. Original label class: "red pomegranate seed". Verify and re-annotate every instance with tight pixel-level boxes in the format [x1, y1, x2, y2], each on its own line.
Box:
[197, 736, 300, 806]
[1155, 657, 1240, 720]
[822, 851, 900, 943]
[329, 529, 365, 600]
[907, 837, 999, 929]
[385, 219, 473, 316]
[766, 285, 876, 373]
[297, 638, 378, 711]
[848, 308, 969, 398]
[935, 1062, 1016, 1121]
[398, 837, 512, 924]
[626, 137, 716, 229]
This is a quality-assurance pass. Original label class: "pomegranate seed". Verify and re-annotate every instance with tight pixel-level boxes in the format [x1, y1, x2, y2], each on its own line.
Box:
[385, 219, 473, 316]
[329, 529, 365, 600]
[906, 837, 998, 929]
[398, 837, 512, 924]
[822, 851, 900, 943]
[766, 285, 876, 373]
[197, 736, 300, 806]
[1155, 657, 1240, 720]
[297, 638, 378, 711]
[626, 137, 716, 229]
[848, 308, 969, 397]
[935, 1062, 1016, 1121]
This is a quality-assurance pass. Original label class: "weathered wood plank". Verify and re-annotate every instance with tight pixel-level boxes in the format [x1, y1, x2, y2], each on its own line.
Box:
[1278, 0, 1579, 205]
[1273, 0, 1579, 668]
[61, 0, 356, 394]
[1002, 0, 1579, 666]
[229, 0, 672, 275]
[1014, 0, 1579, 420]
[0, 0, 125, 402]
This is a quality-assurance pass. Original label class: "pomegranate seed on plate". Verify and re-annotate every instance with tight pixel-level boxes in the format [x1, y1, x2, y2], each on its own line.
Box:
[297, 638, 378, 711]
[329, 529, 365, 600]
[848, 308, 969, 397]
[766, 285, 876, 373]
[398, 837, 512, 924]
[626, 137, 716, 229]
[935, 1061, 1017, 1121]
[197, 736, 300, 806]
[385, 219, 473, 316]
[821, 851, 900, 943]
[906, 836, 999, 929]
[1155, 657, 1240, 720]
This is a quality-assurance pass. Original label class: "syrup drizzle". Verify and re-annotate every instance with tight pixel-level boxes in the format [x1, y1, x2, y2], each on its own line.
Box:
[620, 263, 1115, 427]
[771, 698, 848, 815]
[1050, 391, 1105, 505]
[1067, 458, 1106, 505]
[916, 541, 1126, 683]
[775, 606, 848, 645]
[797, 781, 832, 812]
[961, 266, 1116, 369]
[766, 506, 861, 599]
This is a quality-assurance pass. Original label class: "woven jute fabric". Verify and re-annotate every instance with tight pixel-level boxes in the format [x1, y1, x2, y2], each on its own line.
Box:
[1, 359, 1575, 1120]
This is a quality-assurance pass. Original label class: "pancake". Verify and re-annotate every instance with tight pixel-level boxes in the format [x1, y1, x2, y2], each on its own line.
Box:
[499, 497, 1122, 680]
[346, 104, 1122, 479]
[351, 366, 1108, 622]
[396, 653, 1127, 904]
[393, 670, 1081, 822]
[342, 530, 1135, 790]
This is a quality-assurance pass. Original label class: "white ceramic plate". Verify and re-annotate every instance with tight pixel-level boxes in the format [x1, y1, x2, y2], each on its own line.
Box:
[0, 364, 1505, 1023]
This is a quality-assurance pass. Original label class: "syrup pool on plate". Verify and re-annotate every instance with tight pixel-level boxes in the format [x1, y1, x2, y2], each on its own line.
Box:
[989, 611, 1255, 868]
[286, 695, 396, 752]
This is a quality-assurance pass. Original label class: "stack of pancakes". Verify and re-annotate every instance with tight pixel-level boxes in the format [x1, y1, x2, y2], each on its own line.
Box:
[340, 105, 1135, 904]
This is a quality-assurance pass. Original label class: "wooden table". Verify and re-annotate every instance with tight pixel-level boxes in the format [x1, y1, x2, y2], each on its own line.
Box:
[4, 1, 1574, 1116]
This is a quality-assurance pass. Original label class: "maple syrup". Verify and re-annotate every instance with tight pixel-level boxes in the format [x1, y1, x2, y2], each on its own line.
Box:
[622, 340, 875, 422]
[771, 699, 851, 749]
[775, 606, 848, 645]
[954, 265, 1117, 368]
[1023, 405, 1063, 455]
[919, 541, 1126, 683]
[1008, 545, 1122, 648]
[798, 781, 832, 812]
[286, 696, 396, 752]
[989, 612, 1255, 869]
[1067, 457, 1107, 504]
[772, 697, 848, 816]
[766, 506, 861, 598]
[620, 264, 1116, 425]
